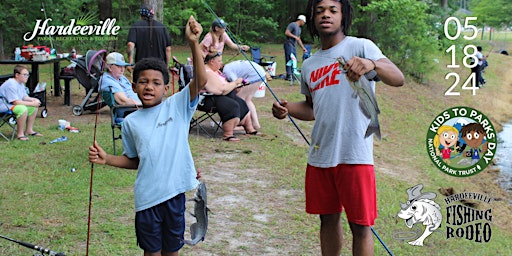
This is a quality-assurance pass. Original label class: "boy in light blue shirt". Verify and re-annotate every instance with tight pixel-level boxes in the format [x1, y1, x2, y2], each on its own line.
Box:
[88, 16, 207, 255]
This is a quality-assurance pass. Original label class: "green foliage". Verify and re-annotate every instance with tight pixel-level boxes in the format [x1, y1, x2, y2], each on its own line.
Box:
[359, 0, 439, 79]
[470, 0, 512, 28]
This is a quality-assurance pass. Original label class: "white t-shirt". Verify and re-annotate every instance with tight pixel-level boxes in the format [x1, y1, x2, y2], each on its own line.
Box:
[223, 60, 266, 84]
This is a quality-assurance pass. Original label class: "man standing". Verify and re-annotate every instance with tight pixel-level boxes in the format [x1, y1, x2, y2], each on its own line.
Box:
[0, 65, 43, 140]
[284, 14, 307, 81]
[127, 4, 172, 68]
[273, 1, 404, 255]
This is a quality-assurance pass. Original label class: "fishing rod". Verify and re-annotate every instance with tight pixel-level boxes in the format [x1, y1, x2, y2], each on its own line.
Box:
[202, 0, 311, 145]
[0, 234, 65, 256]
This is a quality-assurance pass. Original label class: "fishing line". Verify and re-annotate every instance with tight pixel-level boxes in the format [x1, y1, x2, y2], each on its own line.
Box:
[202, 0, 310, 145]
[202, 1, 392, 255]
[40, 0, 54, 49]
[85, 52, 107, 256]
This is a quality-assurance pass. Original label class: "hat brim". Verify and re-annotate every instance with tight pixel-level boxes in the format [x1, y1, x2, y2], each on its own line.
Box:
[108, 62, 133, 67]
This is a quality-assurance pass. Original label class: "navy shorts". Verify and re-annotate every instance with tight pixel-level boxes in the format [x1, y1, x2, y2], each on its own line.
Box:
[135, 194, 186, 253]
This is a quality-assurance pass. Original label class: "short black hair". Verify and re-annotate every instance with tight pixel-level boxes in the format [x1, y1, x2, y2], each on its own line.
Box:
[133, 58, 169, 85]
[305, 0, 353, 39]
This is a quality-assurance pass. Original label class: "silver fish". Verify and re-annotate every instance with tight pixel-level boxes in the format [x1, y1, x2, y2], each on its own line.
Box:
[337, 57, 381, 140]
[184, 182, 211, 246]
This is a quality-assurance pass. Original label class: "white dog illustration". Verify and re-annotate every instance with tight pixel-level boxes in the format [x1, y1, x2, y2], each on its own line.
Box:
[397, 184, 442, 246]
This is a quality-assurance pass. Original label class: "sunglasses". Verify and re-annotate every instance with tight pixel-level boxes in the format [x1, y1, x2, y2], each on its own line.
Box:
[205, 52, 222, 62]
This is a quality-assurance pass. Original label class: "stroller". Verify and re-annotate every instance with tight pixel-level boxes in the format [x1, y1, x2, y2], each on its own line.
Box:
[71, 49, 108, 116]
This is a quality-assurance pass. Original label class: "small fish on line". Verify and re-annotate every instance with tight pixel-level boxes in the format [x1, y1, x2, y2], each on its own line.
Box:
[337, 57, 381, 140]
[183, 182, 211, 246]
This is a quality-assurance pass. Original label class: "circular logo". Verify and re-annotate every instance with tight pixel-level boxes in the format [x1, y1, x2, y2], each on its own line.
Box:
[426, 106, 497, 177]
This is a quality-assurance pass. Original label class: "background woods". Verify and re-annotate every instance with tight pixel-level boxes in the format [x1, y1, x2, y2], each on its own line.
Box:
[0, 0, 510, 76]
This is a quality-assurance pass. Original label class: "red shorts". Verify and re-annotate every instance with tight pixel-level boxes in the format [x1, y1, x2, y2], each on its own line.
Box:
[305, 164, 377, 226]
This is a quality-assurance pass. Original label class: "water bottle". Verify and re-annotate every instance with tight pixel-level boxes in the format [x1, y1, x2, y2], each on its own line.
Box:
[14, 47, 21, 61]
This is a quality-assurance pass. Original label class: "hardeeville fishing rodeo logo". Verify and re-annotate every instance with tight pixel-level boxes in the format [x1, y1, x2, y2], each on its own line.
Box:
[426, 106, 497, 177]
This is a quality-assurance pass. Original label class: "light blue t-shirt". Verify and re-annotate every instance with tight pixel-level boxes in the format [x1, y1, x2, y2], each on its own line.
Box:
[0, 78, 27, 112]
[100, 72, 139, 101]
[300, 36, 386, 167]
[122, 85, 199, 211]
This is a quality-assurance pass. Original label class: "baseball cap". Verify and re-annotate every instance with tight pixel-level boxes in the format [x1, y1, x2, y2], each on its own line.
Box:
[106, 52, 132, 66]
[298, 15, 306, 23]
[212, 18, 228, 29]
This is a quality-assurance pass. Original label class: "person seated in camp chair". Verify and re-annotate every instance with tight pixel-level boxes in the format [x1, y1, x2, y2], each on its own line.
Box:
[0, 64, 43, 141]
[101, 52, 141, 118]
[203, 52, 259, 142]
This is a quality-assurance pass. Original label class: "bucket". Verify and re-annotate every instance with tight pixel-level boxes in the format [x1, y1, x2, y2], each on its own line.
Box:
[264, 62, 276, 77]
[58, 119, 66, 130]
[254, 84, 266, 98]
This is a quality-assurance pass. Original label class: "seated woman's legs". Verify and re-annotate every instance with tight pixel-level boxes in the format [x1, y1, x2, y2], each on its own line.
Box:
[233, 94, 257, 134]
[205, 93, 242, 140]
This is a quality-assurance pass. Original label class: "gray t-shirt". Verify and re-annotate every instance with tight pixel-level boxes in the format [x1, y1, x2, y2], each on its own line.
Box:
[285, 22, 301, 46]
[300, 36, 386, 167]
[0, 78, 27, 112]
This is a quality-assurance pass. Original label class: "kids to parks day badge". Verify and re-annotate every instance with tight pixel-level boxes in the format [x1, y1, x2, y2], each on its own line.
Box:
[425, 17, 497, 177]
[426, 106, 497, 177]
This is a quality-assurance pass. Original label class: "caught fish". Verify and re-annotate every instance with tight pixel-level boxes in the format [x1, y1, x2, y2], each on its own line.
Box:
[337, 57, 381, 140]
[184, 182, 211, 246]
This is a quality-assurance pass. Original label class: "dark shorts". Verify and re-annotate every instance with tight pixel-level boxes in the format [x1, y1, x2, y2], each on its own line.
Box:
[135, 194, 186, 253]
[305, 164, 377, 226]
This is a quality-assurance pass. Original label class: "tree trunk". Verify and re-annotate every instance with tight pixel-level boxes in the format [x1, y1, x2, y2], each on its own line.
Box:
[441, 0, 448, 9]
[98, 0, 112, 21]
[356, 0, 371, 37]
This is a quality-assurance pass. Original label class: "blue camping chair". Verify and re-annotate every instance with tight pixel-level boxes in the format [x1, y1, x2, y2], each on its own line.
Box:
[100, 88, 140, 155]
[251, 47, 276, 69]
[303, 44, 312, 61]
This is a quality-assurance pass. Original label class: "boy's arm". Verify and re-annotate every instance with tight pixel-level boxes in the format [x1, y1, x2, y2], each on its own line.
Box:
[345, 57, 404, 87]
[272, 96, 314, 121]
[89, 141, 139, 169]
[185, 16, 207, 101]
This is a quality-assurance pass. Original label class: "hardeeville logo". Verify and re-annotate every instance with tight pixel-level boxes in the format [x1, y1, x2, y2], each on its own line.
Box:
[23, 12, 120, 41]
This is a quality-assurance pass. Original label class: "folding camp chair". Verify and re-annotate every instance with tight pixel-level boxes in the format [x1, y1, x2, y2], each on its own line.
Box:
[286, 53, 301, 85]
[0, 94, 17, 141]
[172, 56, 223, 137]
[303, 44, 312, 61]
[251, 47, 277, 77]
[189, 93, 223, 138]
[100, 89, 140, 155]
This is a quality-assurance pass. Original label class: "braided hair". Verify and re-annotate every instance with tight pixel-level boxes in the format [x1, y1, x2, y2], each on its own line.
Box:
[140, 4, 155, 48]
